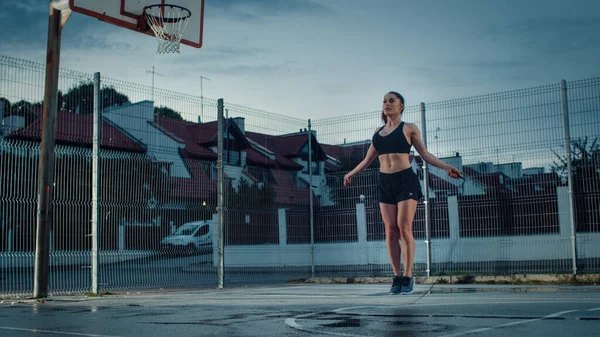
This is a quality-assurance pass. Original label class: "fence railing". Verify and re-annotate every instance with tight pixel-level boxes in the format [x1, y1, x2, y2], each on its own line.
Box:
[1, 54, 599, 296]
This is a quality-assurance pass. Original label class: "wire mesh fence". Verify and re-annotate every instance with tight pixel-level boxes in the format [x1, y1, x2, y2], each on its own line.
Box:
[1, 53, 599, 297]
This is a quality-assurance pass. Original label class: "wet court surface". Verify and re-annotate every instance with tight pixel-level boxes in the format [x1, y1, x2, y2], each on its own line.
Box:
[1, 284, 599, 336]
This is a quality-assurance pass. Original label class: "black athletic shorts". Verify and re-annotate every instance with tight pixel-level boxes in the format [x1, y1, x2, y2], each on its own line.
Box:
[378, 167, 424, 204]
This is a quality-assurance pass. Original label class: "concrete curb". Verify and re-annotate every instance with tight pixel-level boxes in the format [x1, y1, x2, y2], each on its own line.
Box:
[305, 274, 600, 285]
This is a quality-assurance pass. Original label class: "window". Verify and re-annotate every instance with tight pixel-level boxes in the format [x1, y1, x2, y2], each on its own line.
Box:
[194, 225, 210, 236]
[302, 160, 319, 174]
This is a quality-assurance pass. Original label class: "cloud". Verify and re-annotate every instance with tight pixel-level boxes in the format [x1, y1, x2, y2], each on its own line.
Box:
[0, 1, 49, 47]
[61, 32, 141, 53]
[169, 61, 298, 78]
[207, 0, 335, 21]
[1, 0, 46, 13]
[0, 2, 108, 51]
[451, 59, 529, 71]
[403, 65, 466, 89]
[477, 16, 600, 54]
[174, 46, 273, 64]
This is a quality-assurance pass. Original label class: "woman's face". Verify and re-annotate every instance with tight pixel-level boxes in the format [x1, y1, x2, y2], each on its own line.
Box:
[383, 93, 404, 119]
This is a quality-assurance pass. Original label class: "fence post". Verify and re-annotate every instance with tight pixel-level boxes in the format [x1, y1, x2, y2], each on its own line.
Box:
[420, 102, 432, 278]
[34, 3, 68, 299]
[217, 98, 225, 288]
[91, 72, 101, 294]
[561, 79, 578, 276]
[308, 119, 315, 278]
[7, 228, 13, 253]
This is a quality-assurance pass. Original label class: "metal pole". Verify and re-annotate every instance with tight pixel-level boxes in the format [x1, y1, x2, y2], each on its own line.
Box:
[561, 79, 578, 276]
[420, 102, 432, 278]
[91, 72, 101, 294]
[200, 76, 211, 123]
[151, 66, 154, 102]
[33, 1, 68, 299]
[146, 66, 163, 103]
[217, 98, 224, 288]
[308, 120, 315, 278]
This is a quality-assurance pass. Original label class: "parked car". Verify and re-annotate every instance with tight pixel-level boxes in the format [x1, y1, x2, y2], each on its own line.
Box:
[160, 221, 212, 255]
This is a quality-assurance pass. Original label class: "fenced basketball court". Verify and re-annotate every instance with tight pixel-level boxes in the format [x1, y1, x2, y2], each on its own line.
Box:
[0, 0, 599, 320]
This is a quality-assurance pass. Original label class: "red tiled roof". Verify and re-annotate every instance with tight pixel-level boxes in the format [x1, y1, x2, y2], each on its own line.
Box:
[320, 142, 369, 172]
[270, 169, 316, 206]
[183, 142, 217, 160]
[186, 121, 218, 144]
[246, 147, 278, 167]
[148, 121, 185, 143]
[246, 131, 304, 170]
[321, 142, 371, 159]
[154, 115, 217, 160]
[7, 110, 145, 152]
[269, 133, 308, 156]
[164, 153, 216, 201]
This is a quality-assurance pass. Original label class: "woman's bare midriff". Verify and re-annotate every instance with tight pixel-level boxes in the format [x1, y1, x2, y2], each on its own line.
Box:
[378, 153, 412, 174]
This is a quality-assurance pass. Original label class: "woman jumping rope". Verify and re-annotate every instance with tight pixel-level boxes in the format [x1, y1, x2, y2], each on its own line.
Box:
[344, 91, 461, 294]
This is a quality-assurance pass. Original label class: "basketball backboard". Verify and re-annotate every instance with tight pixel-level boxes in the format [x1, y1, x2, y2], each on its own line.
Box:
[68, 0, 204, 49]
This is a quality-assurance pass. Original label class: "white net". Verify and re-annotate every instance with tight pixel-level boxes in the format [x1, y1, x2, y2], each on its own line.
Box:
[144, 5, 192, 54]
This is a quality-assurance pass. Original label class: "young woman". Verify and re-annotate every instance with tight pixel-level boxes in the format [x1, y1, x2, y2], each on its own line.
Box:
[344, 91, 461, 294]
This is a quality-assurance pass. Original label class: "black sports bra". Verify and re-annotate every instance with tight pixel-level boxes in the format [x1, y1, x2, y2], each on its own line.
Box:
[372, 122, 412, 155]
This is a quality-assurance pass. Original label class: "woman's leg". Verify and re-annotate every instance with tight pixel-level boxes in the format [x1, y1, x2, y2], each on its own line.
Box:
[397, 199, 418, 277]
[379, 202, 400, 276]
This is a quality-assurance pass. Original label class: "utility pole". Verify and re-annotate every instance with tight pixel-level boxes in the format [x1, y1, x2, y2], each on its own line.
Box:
[146, 66, 164, 103]
[34, 0, 71, 299]
[200, 75, 211, 122]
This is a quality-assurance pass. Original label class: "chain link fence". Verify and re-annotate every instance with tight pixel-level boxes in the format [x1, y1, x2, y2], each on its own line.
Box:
[1, 54, 599, 296]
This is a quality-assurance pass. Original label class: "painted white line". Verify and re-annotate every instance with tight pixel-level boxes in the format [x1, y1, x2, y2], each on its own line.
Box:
[351, 300, 598, 309]
[285, 307, 373, 337]
[0, 327, 122, 337]
[247, 294, 353, 298]
[545, 310, 579, 318]
[332, 306, 376, 313]
[438, 309, 579, 337]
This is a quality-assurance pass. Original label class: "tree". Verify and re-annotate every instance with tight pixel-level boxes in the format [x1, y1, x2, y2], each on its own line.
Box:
[0, 98, 11, 115]
[552, 137, 600, 231]
[226, 177, 277, 210]
[60, 82, 129, 115]
[154, 106, 183, 120]
[7, 99, 42, 117]
[552, 137, 600, 191]
[224, 177, 279, 245]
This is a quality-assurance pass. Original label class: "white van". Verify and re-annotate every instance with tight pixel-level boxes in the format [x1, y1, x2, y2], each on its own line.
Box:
[160, 221, 212, 254]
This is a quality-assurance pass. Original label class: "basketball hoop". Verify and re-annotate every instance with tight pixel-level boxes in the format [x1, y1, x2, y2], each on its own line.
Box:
[143, 4, 192, 54]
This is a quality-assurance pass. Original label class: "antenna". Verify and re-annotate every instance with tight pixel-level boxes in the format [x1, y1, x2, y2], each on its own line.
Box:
[146, 66, 164, 103]
[200, 75, 211, 122]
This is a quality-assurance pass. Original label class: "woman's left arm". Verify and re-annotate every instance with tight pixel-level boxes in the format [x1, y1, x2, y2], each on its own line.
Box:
[408, 123, 462, 178]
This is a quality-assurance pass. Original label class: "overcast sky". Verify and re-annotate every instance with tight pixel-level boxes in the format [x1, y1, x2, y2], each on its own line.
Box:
[1, 0, 599, 122]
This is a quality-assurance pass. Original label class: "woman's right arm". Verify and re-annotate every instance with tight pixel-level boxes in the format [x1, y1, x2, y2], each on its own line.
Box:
[349, 144, 378, 176]
[344, 144, 378, 186]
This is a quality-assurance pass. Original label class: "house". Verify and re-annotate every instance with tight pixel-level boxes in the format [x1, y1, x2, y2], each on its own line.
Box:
[99, 100, 328, 209]
[4, 99, 529, 211]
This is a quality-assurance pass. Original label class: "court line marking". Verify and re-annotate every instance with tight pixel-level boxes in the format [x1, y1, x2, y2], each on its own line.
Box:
[438, 310, 579, 337]
[0, 327, 122, 337]
[284, 307, 372, 337]
[285, 303, 597, 337]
